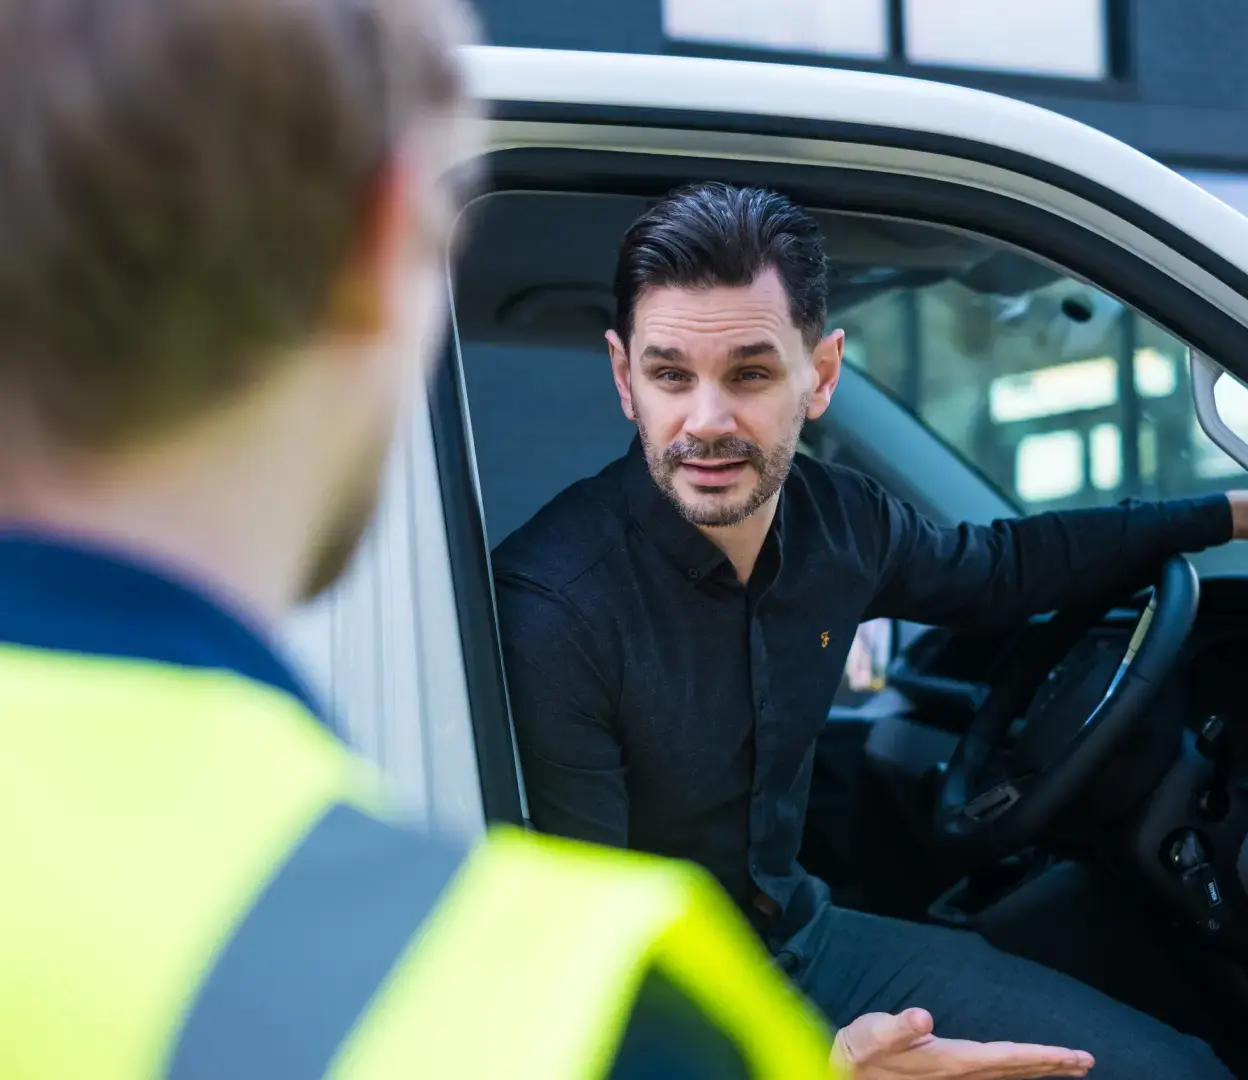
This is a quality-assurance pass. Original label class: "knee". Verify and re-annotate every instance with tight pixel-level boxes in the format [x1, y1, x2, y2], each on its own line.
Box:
[1085, 1025, 1232, 1080]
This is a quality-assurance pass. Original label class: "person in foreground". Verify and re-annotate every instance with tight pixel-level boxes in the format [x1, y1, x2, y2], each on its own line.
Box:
[0, 6, 859, 1080]
[494, 182, 1247, 1079]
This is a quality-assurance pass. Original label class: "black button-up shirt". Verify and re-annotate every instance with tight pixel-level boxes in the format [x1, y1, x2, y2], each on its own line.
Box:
[492, 439, 1231, 943]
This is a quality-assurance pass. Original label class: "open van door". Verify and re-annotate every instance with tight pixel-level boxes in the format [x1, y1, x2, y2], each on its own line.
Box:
[438, 46, 1248, 824]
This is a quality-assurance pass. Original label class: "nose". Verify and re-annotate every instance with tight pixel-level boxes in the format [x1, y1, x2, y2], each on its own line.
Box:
[684, 383, 737, 444]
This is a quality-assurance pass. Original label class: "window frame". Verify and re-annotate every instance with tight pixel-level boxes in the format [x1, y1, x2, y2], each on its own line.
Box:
[435, 129, 1248, 824]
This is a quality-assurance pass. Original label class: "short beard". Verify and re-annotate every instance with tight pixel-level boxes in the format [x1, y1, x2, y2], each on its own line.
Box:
[298, 434, 388, 603]
[639, 391, 809, 528]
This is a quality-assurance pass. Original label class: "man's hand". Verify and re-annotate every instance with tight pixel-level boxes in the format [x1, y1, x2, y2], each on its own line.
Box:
[1227, 491, 1248, 540]
[830, 1008, 1094, 1079]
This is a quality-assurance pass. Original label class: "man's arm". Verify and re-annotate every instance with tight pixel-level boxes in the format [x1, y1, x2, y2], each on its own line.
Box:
[494, 571, 629, 846]
[857, 474, 1239, 630]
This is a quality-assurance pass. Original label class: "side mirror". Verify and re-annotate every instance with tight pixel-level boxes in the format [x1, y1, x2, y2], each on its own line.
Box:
[1191, 351, 1248, 473]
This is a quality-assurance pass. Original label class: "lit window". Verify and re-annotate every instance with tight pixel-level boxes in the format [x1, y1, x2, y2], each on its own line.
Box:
[662, 0, 889, 59]
[1139, 420, 1158, 484]
[1016, 430, 1084, 502]
[904, 0, 1107, 79]
[1134, 348, 1177, 398]
[1089, 423, 1122, 491]
[989, 357, 1117, 424]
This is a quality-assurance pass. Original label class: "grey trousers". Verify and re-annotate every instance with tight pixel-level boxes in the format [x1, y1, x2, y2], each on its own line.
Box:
[778, 882, 1233, 1080]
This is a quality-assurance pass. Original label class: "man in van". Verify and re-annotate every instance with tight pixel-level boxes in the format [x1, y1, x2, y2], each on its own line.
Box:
[494, 181, 1242, 1079]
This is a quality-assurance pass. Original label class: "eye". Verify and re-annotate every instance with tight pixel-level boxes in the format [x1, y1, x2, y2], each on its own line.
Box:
[655, 369, 690, 383]
[737, 368, 770, 382]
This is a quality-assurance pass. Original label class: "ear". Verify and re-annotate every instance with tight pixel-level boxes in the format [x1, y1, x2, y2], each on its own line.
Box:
[805, 328, 845, 422]
[325, 156, 409, 339]
[606, 329, 636, 422]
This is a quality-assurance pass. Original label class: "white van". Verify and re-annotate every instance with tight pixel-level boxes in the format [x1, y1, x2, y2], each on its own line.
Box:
[285, 44, 1248, 1052]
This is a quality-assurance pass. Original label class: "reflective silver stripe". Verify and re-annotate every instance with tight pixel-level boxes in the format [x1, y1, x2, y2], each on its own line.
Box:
[165, 804, 466, 1080]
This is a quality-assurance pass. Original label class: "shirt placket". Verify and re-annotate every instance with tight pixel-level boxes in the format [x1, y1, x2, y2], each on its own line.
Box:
[746, 601, 775, 901]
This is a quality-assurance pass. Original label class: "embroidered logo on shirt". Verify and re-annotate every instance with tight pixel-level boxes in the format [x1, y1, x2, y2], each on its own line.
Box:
[820, 631, 830, 648]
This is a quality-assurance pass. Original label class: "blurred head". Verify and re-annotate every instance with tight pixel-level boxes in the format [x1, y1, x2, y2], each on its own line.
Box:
[0, 0, 479, 603]
[607, 183, 844, 529]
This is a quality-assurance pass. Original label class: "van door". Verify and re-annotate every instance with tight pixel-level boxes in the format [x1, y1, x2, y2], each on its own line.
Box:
[433, 46, 1248, 825]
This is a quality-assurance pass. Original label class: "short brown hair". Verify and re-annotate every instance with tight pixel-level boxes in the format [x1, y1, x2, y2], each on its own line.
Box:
[0, 0, 474, 448]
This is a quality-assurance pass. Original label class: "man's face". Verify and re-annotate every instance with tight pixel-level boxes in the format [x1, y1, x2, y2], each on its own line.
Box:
[607, 268, 843, 529]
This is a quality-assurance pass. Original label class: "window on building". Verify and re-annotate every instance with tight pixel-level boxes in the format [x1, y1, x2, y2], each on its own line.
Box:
[662, 0, 888, 60]
[903, 0, 1107, 79]
[663, 0, 1111, 80]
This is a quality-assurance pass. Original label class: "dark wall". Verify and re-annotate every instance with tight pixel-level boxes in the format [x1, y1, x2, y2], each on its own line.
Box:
[471, 0, 1248, 168]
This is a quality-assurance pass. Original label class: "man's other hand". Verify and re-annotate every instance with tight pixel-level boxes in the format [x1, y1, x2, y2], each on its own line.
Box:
[830, 1008, 1095, 1079]
[1227, 491, 1248, 540]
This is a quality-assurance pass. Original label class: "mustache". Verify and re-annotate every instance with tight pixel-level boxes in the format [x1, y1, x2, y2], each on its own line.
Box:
[661, 436, 765, 468]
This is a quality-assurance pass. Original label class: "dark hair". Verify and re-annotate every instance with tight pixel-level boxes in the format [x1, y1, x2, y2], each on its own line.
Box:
[0, 0, 474, 448]
[613, 182, 828, 351]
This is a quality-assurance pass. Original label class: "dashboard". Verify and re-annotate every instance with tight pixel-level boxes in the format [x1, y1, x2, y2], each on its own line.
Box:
[893, 576, 1248, 961]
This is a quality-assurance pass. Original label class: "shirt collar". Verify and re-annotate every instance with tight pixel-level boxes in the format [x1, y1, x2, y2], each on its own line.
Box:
[622, 436, 786, 587]
[0, 531, 332, 730]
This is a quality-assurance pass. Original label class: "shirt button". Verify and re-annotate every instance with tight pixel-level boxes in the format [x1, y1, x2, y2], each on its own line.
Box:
[686, 567, 700, 580]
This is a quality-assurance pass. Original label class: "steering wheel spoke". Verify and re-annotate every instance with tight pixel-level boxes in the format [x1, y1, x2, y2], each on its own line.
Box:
[961, 773, 1036, 823]
[933, 556, 1200, 864]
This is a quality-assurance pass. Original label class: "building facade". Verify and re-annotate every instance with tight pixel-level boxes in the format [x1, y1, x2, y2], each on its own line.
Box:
[473, 0, 1248, 183]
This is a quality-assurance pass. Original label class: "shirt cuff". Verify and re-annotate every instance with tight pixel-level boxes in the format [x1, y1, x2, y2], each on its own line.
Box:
[1158, 493, 1234, 551]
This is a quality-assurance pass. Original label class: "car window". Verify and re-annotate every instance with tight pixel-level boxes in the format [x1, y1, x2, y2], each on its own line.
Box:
[823, 230, 1248, 514]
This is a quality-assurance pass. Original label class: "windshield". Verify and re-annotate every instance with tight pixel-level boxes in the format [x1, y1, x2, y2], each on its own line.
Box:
[817, 218, 1248, 517]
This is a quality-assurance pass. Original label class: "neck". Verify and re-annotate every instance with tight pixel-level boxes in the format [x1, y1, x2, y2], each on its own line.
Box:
[0, 384, 334, 626]
[698, 493, 779, 582]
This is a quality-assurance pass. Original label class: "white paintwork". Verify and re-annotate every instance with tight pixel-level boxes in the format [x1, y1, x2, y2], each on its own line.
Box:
[285, 46, 1248, 833]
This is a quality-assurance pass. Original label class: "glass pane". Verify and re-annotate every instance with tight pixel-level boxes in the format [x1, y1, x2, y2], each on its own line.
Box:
[904, 0, 1107, 79]
[663, 0, 889, 59]
[828, 217, 1246, 517]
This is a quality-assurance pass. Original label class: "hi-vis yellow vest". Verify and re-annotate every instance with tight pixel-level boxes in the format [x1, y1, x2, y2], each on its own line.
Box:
[0, 642, 839, 1080]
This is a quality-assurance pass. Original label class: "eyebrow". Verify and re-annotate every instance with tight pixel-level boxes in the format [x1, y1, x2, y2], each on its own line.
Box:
[639, 345, 686, 364]
[638, 341, 778, 364]
[728, 341, 779, 360]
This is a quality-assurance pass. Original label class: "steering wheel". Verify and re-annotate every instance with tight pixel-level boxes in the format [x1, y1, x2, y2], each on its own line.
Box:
[934, 556, 1200, 865]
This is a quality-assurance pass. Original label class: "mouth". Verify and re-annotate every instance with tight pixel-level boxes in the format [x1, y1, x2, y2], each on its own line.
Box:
[679, 459, 750, 489]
